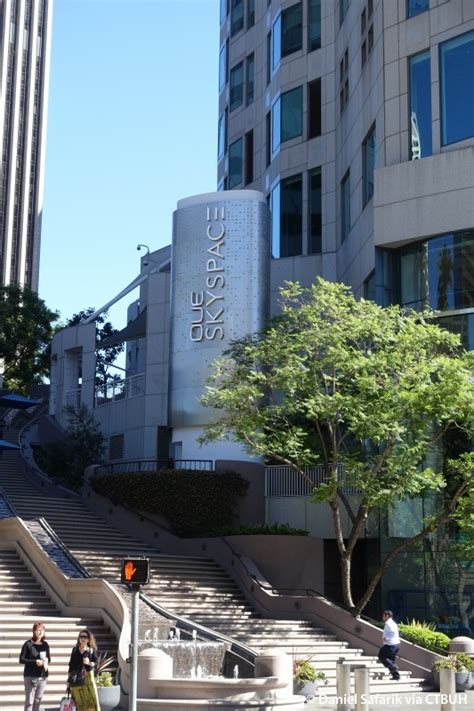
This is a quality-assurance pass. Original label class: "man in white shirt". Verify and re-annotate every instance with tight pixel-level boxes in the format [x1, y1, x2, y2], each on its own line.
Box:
[378, 610, 401, 680]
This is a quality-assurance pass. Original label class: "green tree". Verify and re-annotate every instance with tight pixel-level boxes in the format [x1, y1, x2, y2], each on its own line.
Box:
[201, 279, 474, 616]
[0, 284, 59, 393]
[65, 308, 124, 387]
[37, 405, 105, 491]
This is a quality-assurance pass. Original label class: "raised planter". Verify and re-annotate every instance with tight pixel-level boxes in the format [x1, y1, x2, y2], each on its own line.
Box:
[97, 684, 121, 710]
[293, 680, 320, 700]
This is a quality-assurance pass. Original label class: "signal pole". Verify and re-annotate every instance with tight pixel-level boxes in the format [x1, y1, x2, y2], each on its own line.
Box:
[120, 559, 151, 711]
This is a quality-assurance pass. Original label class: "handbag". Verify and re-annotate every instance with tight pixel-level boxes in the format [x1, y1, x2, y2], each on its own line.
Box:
[60, 696, 77, 711]
[68, 670, 85, 687]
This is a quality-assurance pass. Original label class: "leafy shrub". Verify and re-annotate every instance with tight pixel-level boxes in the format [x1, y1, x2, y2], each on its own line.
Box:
[399, 621, 450, 653]
[455, 653, 474, 672]
[432, 654, 474, 672]
[293, 658, 327, 684]
[223, 522, 309, 536]
[91, 469, 249, 536]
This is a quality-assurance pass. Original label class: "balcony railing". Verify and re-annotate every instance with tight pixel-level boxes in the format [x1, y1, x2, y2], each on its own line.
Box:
[95, 373, 145, 407]
[265, 463, 359, 497]
[95, 459, 214, 475]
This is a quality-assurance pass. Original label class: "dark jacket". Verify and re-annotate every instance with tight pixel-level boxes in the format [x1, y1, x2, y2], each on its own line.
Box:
[68, 645, 99, 685]
[19, 640, 51, 678]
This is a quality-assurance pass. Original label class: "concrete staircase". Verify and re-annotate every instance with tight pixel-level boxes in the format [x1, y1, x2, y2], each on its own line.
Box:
[0, 433, 429, 695]
[0, 548, 117, 711]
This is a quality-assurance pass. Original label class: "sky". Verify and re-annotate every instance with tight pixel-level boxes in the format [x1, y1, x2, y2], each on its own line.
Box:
[39, 0, 220, 327]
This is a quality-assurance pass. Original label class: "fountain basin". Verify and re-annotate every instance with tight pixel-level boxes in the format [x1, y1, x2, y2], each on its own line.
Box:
[148, 676, 287, 701]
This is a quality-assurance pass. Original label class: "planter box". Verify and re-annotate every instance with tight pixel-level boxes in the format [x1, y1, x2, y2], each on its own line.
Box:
[97, 685, 121, 710]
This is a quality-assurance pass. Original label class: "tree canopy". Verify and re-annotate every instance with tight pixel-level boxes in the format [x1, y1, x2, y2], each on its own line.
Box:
[201, 279, 474, 616]
[0, 284, 59, 393]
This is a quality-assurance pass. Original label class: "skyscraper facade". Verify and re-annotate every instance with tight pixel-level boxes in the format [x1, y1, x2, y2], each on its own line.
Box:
[0, 0, 53, 289]
[218, 0, 474, 343]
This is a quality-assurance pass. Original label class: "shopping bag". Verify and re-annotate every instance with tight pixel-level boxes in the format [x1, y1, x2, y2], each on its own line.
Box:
[59, 697, 77, 711]
[70, 670, 101, 711]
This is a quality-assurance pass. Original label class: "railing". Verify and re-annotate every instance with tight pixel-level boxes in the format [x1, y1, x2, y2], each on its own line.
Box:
[95, 373, 145, 407]
[95, 458, 214, 475]
[265, 463, 359, 496]
[65, 388, 81, 408]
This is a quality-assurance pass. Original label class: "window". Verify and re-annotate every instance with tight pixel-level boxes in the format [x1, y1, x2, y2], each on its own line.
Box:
[309, 168, 322, 254]
[266, 33, 271, 84]
[361, 4, 374, 68]
[231, 0, 244, 36]
[341, 170, 351, 242]
[245, 53, 254, 105]
[245, 130, 254, 184]
[247, 0, 255, 28]
[340, 48, 349, 113]
[219, 44, 227, 91]
[109, 434, 124, 461]
[308, 78, 321, 138]
[409, 50, 432, 159]
[339, 0, 349, 26]
[362, 124, 375, 207]
[407, 0, 429, 18]
[272, 86, 303, 153]
[399, 230, 474, 311]
[230, 62, 244, 111]
[218, 113, 226, 159]
[229, 138, 243, 188]
[364, 271, 376, 301]
[308, 0, 321, 51]
[272, 2, 302, 70]
[220, 0, 228, 24]
[440, 31, 474, 146]
[266, 112, 271, 167]
[272, 174, 303, 258]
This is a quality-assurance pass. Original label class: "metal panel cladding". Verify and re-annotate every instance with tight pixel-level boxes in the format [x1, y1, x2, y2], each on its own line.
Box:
[170, 191, 269, 428]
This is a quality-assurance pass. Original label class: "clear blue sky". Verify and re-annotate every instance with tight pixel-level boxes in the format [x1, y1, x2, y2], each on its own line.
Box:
[40, 0, 219, 326]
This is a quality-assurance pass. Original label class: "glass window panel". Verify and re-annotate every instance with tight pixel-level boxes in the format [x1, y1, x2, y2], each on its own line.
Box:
[220, 0, 228, 24]
[245, 130, 254, 185]
[219, 45, 227, 91]
[341, 171, 351, 242]
[266, 112, 271, 167]
[407, 0, 429, 18]
[246, 53, 254, 105]
[247, 0, 255, 28]
[308, 0, 321, 52]
[399, 230, 474, 311]
[309, 168, 322, 254]
[308, 79, 321, 138]
[267, 33, 271, 85]
[218, 114, 225, 159]
[409, 51, 432, 159]
[438, 312, 474, 351]
[231, 0, 244, 36]
[440, 31, 474, 146]
[339, 0, 349, 26]
[271, 182, 281, 258]
[362, 124, 375, 207]
[364, 271, 376, 301]
[280, 174, 303, 258]
[228, 138, 243, 189]
[281, 2, 302, 58]
[281, 86, 303, 143]
[272, 15, 281, 71]
[271, 96, 281, 153]
[229, 62, 244, 112]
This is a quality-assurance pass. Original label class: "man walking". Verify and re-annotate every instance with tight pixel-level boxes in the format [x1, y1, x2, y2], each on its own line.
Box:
[378, 610, 400, 680]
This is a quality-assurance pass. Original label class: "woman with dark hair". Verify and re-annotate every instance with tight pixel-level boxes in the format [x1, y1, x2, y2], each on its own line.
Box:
[68, 628, 100, 710]
[19, 621, 51, 711]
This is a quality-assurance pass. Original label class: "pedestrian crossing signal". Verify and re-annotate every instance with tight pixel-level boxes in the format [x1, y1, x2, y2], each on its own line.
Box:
[121, 558, 150, 586]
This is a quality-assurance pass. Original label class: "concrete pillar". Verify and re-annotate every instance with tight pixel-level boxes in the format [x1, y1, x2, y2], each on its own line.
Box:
[336, 662, 351, 711]
[354, 667, 369, 711]
[137, 648, 173, 699]
[440, 668, 455, 711]
[254, 649, 293, 699]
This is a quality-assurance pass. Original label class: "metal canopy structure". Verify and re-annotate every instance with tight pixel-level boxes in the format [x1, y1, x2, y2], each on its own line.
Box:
[0, 391, 41, 410]
[0, 439, 20, 450]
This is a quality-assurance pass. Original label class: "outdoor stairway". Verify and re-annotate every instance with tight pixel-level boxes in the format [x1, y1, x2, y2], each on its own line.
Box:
[0, 549, 118, 711]
[0, 442, 429, 695]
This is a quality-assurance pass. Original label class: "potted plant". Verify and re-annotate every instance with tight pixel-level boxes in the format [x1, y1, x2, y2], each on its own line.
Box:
[432, 654, 473, 692]
[293, 658, 328, 700]
[96, 653, 121, 710]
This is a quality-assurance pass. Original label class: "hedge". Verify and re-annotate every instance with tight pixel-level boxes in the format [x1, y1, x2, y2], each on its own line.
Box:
[399, 622, 451, 653]
[90, 469, 249, 536]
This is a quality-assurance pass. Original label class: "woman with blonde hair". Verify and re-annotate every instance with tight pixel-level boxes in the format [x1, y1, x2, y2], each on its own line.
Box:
[19, 621, 51, 711]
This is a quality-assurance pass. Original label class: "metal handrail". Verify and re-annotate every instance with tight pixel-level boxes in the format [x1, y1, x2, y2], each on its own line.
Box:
[139, 591, 256, 669]
[0, 487, 18, 517]
[95, 459, 214, 475]
[36, 517, 92, 578]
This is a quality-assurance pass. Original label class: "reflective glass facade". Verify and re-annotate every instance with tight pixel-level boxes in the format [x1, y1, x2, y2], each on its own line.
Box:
[409, 51, 432, 159]
[271, 174, 303, 258]
[440, 31, 474, 146]
[229, 138, 243, 188]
